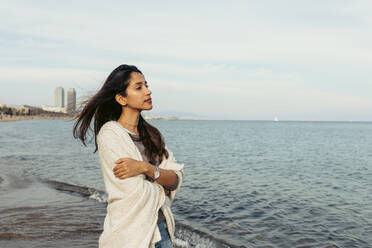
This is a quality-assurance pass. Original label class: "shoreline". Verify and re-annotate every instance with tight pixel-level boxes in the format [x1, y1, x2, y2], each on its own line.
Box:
[0, 115, 73, 122]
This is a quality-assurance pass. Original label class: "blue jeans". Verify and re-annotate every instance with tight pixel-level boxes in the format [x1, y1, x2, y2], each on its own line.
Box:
[155, 220, 174, 248]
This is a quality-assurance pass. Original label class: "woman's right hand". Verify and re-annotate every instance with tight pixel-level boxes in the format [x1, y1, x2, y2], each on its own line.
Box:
[113, 158, 144, 180]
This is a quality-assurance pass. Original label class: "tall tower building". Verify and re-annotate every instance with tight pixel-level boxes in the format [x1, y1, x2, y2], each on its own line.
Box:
[67, 88, 76, 114]
[54, 87, 65, 107]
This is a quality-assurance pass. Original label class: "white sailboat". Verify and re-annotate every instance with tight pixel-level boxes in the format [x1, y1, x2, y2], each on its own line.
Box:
[274, 116, 279, 122]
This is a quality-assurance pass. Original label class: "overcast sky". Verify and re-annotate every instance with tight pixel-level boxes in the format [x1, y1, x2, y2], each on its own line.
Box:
[1, 0, 371, 120]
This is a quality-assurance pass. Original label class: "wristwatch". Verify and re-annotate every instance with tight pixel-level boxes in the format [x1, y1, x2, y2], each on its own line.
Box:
[153, 166, 160, 181]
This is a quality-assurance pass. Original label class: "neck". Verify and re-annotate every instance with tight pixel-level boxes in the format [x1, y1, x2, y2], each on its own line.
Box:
[117, 108, 140, 134]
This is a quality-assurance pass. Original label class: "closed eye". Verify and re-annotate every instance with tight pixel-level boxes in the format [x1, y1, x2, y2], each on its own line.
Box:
[137, 84, 149, 90]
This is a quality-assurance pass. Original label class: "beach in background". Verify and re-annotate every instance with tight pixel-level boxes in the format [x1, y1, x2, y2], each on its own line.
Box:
[0, 115, 71, 122]
[1, 119, 371, 248]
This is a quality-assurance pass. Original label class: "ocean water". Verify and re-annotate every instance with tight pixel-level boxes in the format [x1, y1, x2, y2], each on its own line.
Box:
[0, 119, 372, 248]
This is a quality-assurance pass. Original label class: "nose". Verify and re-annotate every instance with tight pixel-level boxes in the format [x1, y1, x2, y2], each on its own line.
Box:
[146, 87, 152, 95]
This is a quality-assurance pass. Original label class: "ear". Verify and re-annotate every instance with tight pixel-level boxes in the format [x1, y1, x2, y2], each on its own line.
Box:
[115, 94, 127, 106]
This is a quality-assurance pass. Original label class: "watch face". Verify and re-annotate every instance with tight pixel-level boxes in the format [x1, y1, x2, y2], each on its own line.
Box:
[154, 167, 160, 179]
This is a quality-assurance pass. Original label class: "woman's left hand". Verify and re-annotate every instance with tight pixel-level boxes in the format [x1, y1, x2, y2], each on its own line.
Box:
[113, 158, 144, 179]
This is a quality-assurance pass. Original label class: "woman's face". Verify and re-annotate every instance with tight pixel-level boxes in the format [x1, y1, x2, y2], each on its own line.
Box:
[123, 72, 152, 111]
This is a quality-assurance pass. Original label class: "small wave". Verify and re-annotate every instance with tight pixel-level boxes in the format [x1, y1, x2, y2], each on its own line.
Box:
[175, 222, 246, 248]
[40, 179, 106, 202]
[89, 189, 107, 203]
[39, 179, 244, 247]
[0, 154, 37, 161]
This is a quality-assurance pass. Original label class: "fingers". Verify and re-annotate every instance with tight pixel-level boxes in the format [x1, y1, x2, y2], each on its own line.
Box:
[113, 163, 133, 179]
[114, 165, 127, 176]
[115, 172, 128, 179]
[112, 158, 139, 180]
[113, 160, 128, 172]
[115, 158, 130, 164]
[114, 167, 128, 179]
[113, 164, 123, 173]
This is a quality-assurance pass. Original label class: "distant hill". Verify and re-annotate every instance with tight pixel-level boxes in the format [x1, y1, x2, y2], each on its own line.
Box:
[143, 110, 207, 120]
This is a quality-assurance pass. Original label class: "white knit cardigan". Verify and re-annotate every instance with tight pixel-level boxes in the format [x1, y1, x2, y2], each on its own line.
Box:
[97, 121, 184, 248]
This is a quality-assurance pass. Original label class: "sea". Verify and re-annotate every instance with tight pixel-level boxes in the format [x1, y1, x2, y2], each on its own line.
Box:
[0, 119, 371, 248]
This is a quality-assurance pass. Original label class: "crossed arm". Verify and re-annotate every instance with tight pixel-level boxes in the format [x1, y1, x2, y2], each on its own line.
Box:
[97, 129, 179, 194]
[113, 158, 178, 193]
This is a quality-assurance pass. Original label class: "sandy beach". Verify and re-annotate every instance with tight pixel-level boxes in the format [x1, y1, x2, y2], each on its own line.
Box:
[0, 115, 73, 122]
[0, 165, 106, 248]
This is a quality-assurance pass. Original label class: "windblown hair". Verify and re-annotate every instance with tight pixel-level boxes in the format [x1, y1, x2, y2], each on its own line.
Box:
[73, 64, 168, 164]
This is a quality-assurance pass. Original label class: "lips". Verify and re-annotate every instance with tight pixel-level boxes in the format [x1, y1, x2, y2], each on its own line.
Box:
[145, 98, 152, 103]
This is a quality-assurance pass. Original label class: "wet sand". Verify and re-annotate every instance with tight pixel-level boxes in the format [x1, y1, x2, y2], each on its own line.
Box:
[0, 166, 192, 248]
[0, 115, 72, 122]
[0, 171, 105, 248]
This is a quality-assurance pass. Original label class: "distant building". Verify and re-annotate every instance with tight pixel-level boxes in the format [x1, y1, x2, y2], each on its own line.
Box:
[66, 88, 76, 114]
[55, 87, 65, 107]
[42, 106, 67, 114]
[13, 106, 30, 115]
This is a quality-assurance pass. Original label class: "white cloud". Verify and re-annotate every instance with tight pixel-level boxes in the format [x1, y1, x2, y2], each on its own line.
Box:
[2, 1, 371, 65]
[0, 67, 106, 87]
[0, 0, 371, 120]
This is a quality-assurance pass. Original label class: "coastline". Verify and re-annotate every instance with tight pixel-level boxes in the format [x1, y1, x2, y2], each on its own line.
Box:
[0, 115, 73, 122]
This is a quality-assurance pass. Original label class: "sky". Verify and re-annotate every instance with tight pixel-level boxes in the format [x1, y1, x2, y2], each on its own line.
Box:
[0, 0, 371, 121]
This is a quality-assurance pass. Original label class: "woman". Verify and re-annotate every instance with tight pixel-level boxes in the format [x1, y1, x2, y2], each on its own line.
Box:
[73, 64, 184, 248]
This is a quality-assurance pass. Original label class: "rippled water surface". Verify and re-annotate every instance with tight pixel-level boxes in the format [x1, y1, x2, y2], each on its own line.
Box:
[1, 119, 372, 248]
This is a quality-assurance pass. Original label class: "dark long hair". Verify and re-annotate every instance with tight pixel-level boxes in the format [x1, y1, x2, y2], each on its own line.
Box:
[73, 64, 168, 164]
